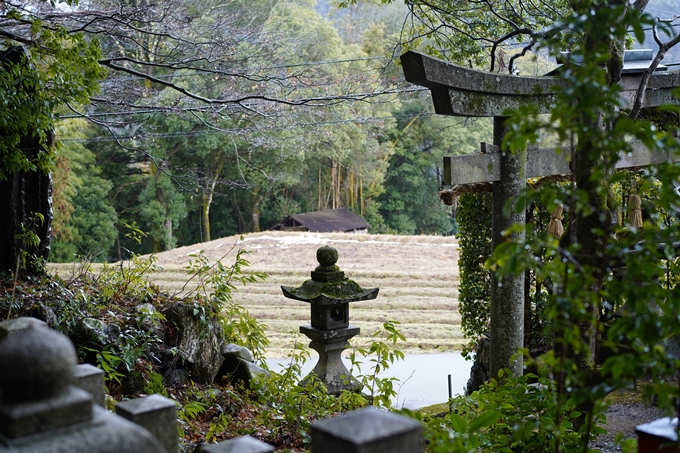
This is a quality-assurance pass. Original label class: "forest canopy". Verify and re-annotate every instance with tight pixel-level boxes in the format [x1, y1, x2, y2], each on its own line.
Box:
[0, 0, 495, 261]
[3, 0, 678, 265]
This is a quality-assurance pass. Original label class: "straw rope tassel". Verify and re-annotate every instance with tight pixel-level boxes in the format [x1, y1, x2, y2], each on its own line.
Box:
[547, 204, 564, 239]
[628, 194, 643, 228]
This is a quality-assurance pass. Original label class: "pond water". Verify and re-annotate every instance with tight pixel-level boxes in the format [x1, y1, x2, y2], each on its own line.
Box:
[267, 353, 472, 410]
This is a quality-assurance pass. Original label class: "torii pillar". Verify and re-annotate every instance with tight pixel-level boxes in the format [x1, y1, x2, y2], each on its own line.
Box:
[400, 50, 680, 379]
[489, 116, 526, 378]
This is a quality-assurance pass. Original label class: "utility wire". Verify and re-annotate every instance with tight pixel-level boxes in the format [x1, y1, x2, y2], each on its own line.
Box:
[96, 56, 387, 83]
[59, 112, 464, 143]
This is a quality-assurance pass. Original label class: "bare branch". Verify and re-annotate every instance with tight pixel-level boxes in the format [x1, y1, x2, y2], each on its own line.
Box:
[628, 18, 680, 120]
[632, 0, 650, 12]
[489, 27, 535, 72]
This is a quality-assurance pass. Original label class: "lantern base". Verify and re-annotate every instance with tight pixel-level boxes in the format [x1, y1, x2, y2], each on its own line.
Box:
[300, 325, 362, 394]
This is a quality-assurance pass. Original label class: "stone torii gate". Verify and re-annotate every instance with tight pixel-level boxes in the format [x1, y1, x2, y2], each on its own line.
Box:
[400, 50, 680, 379]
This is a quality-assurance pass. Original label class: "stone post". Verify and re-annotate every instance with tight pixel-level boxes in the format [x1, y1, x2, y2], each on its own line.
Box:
[0, 316, 46, 340]
[489, 116, 526, 379]
[0, 322, 92, 438]
[0, 318, 169, 453]
[74, 363, 106, 407]
[311, 407, 423, 453]
[636, 417, 679, 453]
[116, 394, 178, 453]
[200, 436, 275, 453]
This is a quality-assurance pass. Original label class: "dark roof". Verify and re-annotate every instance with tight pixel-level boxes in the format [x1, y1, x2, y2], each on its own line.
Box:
[546, 49, 667, 76]
[272, 208, 370, 233]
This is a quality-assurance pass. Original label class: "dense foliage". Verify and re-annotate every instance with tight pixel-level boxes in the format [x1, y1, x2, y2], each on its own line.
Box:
[19, 0, 487, 261]
[377, 100, 492, 235]
[387, 0, 680, 451]
[0, 247, 409, 451]
[0, 26, 104, 180]
[456, 192, 492, 355]
[419, 371, 604, 453]
[51, 120, 118, 261]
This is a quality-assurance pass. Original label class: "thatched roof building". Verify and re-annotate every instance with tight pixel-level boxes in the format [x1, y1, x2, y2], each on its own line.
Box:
[270, 208, 369, 233]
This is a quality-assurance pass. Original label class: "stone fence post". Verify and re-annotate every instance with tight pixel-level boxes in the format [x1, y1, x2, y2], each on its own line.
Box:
[74, 363, 106, 407]
[311, 407, 423, 453]
[200, 436, 275, 452]
[116, 394, 178, 453]
[204, 408, 423, 453]
[0, 317, 173, 453]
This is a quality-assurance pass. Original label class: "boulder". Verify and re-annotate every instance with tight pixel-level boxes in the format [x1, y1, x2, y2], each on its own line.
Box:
[465, 335, 490, 395]
[76, 318, 121, 345]
[223, 344, 254, 362]
[164, 302, 225, 384]
[218, 343, 269, 387]
[135, 304, 164, 341]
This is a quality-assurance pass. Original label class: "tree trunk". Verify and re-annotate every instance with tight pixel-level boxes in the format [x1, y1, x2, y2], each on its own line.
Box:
[0, 138, 53, 276]
[336, 163, 342, 209]
[165, 218, 173, 250]
[569, 10, 625, 372]
[348, 171, 355, 210]
[199, 154, 224, 243]
[250, 192, 264, 232]
[231, 192, 246, 234]
[201, 194, 211, 243]
[561, 11, 627, 434]
[360, 176, 364, 217]
[0, 47, 53, 276]
[331, 160, 338, 209]
[318, 167, 322, 211]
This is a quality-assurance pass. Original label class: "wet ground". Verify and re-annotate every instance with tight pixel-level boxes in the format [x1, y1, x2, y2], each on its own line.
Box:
[594, 383, 667, 452]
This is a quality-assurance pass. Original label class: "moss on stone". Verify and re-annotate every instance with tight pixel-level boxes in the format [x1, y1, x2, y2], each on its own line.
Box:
[282, 278, 377, 304]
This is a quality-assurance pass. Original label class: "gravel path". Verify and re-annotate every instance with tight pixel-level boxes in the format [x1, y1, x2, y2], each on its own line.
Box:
[593, 384, 667, 452]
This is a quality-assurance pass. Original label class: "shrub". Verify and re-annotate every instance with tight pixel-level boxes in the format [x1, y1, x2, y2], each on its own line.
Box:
[413, 370, 605, 453]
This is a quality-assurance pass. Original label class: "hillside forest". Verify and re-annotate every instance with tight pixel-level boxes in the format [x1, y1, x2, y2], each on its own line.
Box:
[45, 0, 498, 262]
[32, 0, 679, 263]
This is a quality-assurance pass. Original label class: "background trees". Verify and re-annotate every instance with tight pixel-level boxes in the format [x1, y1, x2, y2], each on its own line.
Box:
[51, 120, 118, 261]
[377, 98, 492, 235]
[37, 0, 485, 260]
[1, 0, 460, 264]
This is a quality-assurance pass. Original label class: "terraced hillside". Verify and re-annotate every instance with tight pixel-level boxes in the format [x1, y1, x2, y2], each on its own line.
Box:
[54, 232, 463, 358]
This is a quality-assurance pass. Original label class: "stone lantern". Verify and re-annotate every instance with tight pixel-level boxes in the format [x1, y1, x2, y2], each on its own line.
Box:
[282, 245, 378, 394]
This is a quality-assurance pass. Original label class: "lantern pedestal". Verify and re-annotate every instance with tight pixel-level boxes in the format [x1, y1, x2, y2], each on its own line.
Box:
[300, 325, 361, 394]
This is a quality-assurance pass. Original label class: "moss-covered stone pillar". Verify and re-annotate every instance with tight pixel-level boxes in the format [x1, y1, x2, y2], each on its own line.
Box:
[489, 116, 526, 379]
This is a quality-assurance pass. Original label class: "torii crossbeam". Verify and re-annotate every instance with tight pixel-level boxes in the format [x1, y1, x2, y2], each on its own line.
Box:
[400, 50, 680, 380]
[401, 50, 680, 117]
[444, 142, 677, 186]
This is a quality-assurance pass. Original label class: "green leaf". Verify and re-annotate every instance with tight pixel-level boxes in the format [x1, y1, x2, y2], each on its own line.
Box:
[469, 410, 501, 432]
[448, 413, 467, 433]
